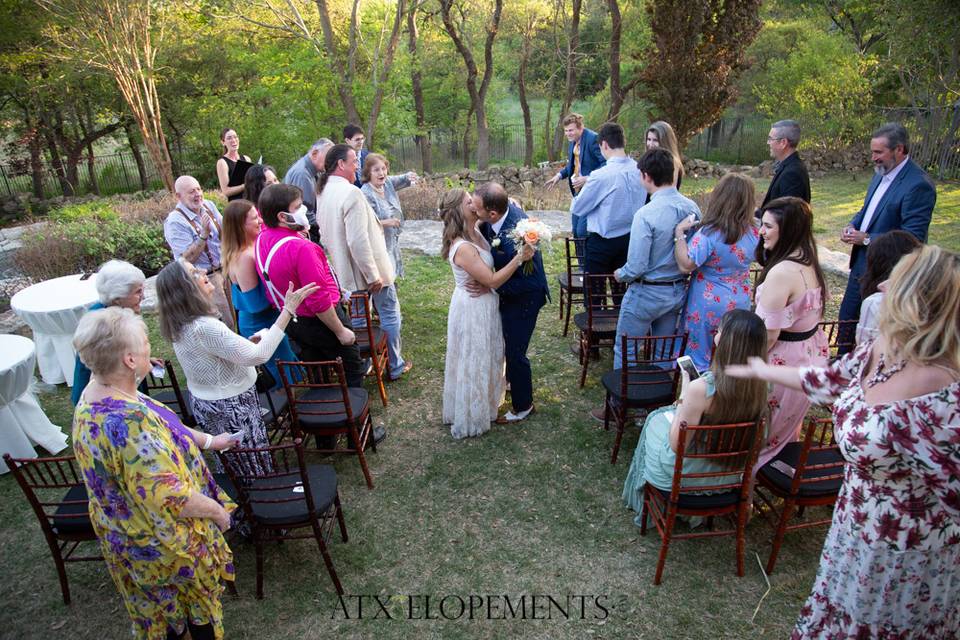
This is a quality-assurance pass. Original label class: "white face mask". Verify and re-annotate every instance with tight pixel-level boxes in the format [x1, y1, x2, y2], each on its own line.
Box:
[287, 205, 310, 230]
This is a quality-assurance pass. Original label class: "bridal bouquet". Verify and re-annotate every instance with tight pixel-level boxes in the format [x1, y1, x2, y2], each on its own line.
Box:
[509, 218, 552, 274]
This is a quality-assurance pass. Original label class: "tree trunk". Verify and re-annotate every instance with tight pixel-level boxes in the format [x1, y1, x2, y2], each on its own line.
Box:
[462, 106, 474, 168]
[407, 0, 432, 173]
[79, 104, 100, 195]
[40, 119, 72, 196]
[518, 27, 534, 168]
[364, 0, 407, 146]
[554, 0, 582, 152]
[124, 119, 149, 190]
[606, 0, 624, 121]
[27, 125, 45, 199]
[314, 0, 363, 127]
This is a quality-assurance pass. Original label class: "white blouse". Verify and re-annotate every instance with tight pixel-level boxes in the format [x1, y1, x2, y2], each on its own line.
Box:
[172, 316, 285, 401]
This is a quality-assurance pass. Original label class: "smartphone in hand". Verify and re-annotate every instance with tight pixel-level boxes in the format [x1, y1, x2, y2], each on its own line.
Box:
[677, 355, 700, 380]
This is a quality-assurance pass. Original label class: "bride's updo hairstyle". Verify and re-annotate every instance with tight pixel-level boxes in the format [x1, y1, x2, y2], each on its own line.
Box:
[439, 188, 470, 260]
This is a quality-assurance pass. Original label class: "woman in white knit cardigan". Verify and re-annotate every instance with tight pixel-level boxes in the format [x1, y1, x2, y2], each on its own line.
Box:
[155, 258, 317, 473]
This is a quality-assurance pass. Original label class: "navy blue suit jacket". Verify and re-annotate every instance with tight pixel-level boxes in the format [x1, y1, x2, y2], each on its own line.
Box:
[480, 202, 549, 306]
[559, 128, 605, 196]
[353, 148, 370, 188]
[848, 158, 936, 271]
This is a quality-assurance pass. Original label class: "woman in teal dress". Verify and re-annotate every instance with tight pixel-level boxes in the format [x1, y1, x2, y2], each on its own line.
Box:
[221, 199, 298, 389]
[622, 309, 770, 523]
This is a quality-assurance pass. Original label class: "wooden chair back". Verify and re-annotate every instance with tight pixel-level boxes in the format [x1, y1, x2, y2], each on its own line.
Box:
[818, 320, 858, 360]
[142, 359, 195, 426]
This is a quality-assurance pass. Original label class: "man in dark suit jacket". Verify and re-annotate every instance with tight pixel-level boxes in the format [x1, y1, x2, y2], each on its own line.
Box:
[838, 122, 936, 342]
[473, 183, 549, 423]
[757, 119, 811, 216]
[344, 123, 369, 188]
[545, 113, 606, 239]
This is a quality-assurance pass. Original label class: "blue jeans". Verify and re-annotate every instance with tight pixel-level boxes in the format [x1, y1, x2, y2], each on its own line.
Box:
[351, 284, 407, 378]
[613, 281, 687, 369]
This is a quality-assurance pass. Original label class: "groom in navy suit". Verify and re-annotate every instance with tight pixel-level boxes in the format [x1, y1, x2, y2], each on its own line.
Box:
[838, 122, 936, 348]
[473, 182, 549, 423]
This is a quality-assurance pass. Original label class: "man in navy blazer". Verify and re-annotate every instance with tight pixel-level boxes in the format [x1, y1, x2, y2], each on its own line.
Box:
[344, 123, 369, 187]
[757, 119, 811, 216]
[474, 183, 549, 424]
[545, 113, 606, 239]
[838, 122, 936, 340]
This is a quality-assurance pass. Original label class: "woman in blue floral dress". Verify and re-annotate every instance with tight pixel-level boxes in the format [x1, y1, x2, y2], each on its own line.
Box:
[72, 307, 238, 640]
[674, 173, 760, 370]
[728, 245, 960, 638]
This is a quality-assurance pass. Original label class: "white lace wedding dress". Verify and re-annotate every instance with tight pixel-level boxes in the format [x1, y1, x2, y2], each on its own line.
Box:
[442, 238, 506, 439]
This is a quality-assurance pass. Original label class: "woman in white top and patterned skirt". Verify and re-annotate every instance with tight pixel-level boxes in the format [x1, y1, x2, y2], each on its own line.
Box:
[155, 258, 317, 473]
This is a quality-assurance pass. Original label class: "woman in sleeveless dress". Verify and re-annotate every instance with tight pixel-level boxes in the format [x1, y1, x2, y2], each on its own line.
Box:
[438, 189, 533, 439]
[753, 197, 829, 468]
[216, 128, 252, 202]
[220, 199, 299, 390]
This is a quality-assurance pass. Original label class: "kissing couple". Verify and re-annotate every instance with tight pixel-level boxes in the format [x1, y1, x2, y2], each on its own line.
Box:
[439, 182, 550, 440]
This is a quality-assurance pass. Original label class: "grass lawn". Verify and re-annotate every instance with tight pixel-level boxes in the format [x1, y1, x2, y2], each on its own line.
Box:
[0, 171, 956, 638]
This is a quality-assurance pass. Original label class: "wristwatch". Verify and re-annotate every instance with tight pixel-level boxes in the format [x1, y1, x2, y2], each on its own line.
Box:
[862, 234, 871, 246]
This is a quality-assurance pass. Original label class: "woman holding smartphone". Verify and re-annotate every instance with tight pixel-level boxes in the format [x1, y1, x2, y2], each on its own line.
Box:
[621, 309, 769, 523]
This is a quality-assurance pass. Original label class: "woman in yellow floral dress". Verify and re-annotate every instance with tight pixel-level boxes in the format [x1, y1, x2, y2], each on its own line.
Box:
[72, 307, 238, 640]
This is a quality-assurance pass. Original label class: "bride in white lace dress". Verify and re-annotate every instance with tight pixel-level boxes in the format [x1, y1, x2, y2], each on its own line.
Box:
[439, 189, 533, 439]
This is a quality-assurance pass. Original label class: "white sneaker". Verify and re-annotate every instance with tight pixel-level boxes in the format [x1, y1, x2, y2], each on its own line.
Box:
[496, 405, 536, 424]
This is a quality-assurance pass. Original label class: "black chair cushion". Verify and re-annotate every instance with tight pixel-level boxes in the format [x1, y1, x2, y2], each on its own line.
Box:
[294, 387, 369, 429]
[249, 464, 338, 526]
[212, 473, 240, 503]
[602, 366, 675, 407]
[148, 389, 194, 420]
[557, 273, 584, 290]
[355, 326, 386, 356]
[51, 485, 94, 536]
[656, 487, 742, 509]
[258, 387, 289, 424]
[574, 310, 618, 333]
[758, 443, 845, 497]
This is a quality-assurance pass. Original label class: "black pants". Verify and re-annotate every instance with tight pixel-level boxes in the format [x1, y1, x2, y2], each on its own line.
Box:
[585, 232, 630, 309]
[837, 261, 865, 355]
[166, 621, 214, 640]
[500, 298, 544, 413]
[286, 305, 365, 388]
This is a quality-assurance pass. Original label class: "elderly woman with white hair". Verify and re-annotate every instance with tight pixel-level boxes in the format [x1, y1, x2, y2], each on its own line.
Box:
[71, 259, 149, 405]
[72, 306, 237, 640]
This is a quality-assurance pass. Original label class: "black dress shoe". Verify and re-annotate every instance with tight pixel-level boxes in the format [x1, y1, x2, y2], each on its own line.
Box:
[372, 425, 387, 445]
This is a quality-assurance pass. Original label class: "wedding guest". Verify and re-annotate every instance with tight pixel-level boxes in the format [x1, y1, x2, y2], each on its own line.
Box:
[73, 306, 237, 640]
[439, 188, 533, 439]
[645, 121, 684, 194]
[753, 196, 828, 469]
[156, 258, 317, 472]
[727, 244, 960, 638]
[283, 138, 333, 237]
[758, 119, 810, 215]
[220, 199, 299, 389]
[242, 164, 279, 207]
[674, 173, 760, 369]
[622, 309, 769, 523]
[544, 113, 606, 239]
[71, 259, 148, 405]
[317, 144, 412, 381]
[343, 124, 369, 188]
[855, 230, 920, 345]
[215, 128, 252, 202]
[360, 153, 417, 278]
[164, 175, 235, 330]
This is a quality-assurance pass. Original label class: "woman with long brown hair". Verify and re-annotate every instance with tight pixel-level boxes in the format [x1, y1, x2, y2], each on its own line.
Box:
[220, 199, 298, 389]
[753, 196, 828, 469]
[215, 127, 252, 202]
[645, 121, 684, 192]
[622, 309, 769, 521]
[439, 188, 533, 439]
[674, 172, 760, 369]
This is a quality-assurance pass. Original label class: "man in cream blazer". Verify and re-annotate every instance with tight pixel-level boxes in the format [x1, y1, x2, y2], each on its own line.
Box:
[316, 144, 412, 381]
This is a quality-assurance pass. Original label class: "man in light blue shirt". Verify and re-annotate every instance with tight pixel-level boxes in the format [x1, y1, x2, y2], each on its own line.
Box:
[613, 148, 701, 369]
[570, 122, 647, 277]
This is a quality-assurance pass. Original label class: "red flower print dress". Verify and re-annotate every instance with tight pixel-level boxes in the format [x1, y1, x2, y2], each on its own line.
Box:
[791, 341, 960, 639]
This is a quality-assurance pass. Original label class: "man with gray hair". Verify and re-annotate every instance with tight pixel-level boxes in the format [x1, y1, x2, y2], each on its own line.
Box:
[837, 121, 936, 349]
[164, 174, 234, 330]
[758, 119, 810, 215]
[284, 138, 334, 239]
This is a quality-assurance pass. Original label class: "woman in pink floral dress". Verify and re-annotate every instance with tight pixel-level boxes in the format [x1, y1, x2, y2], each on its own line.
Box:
[674, 173, 760, 370]
[729, 245, 960, 638]
[753, 197, 829, 469]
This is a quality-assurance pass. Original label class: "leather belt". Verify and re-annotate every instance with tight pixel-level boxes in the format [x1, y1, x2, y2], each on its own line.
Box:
[778, 326, 819, 342]
[640, 278, 686, 286]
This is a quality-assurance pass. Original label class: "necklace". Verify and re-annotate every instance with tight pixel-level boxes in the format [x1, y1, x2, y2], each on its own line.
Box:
[865, 352, 908, 388]
[93, 378, 143, 403]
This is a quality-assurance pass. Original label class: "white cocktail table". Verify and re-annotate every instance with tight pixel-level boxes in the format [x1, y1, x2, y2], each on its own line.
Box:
[0, 334, 68, 473]
[10, 273, 99, 385]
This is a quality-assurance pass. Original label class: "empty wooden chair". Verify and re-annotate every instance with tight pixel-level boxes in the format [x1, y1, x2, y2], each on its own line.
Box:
[575, 274, 621, 387]
[557, 237, 586, 336]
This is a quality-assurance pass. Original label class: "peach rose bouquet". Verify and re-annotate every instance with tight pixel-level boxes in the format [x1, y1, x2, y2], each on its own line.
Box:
[509, 218, 552, 274]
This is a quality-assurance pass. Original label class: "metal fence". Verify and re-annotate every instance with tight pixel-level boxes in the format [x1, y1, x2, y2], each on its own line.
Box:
[685, 115, 771, 166]
[386, 124, 532, 173]
[881, 105, 960, 180]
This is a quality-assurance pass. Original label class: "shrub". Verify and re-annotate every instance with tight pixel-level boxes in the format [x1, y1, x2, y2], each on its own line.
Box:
[14, 193, 179, 281]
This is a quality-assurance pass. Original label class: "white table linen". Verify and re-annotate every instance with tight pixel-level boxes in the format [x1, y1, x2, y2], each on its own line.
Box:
[10, 273, 99, 385]
[0, 335, 68, 473]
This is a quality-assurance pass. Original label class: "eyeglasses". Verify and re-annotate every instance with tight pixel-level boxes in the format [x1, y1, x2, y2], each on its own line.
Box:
[767, 136, 785, 143]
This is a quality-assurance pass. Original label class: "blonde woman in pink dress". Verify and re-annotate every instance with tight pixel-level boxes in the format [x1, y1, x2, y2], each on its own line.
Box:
[753, 197, 829, 469]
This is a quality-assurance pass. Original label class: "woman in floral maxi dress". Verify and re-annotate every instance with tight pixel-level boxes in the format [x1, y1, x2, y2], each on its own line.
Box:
[729, 245, 960, 638]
